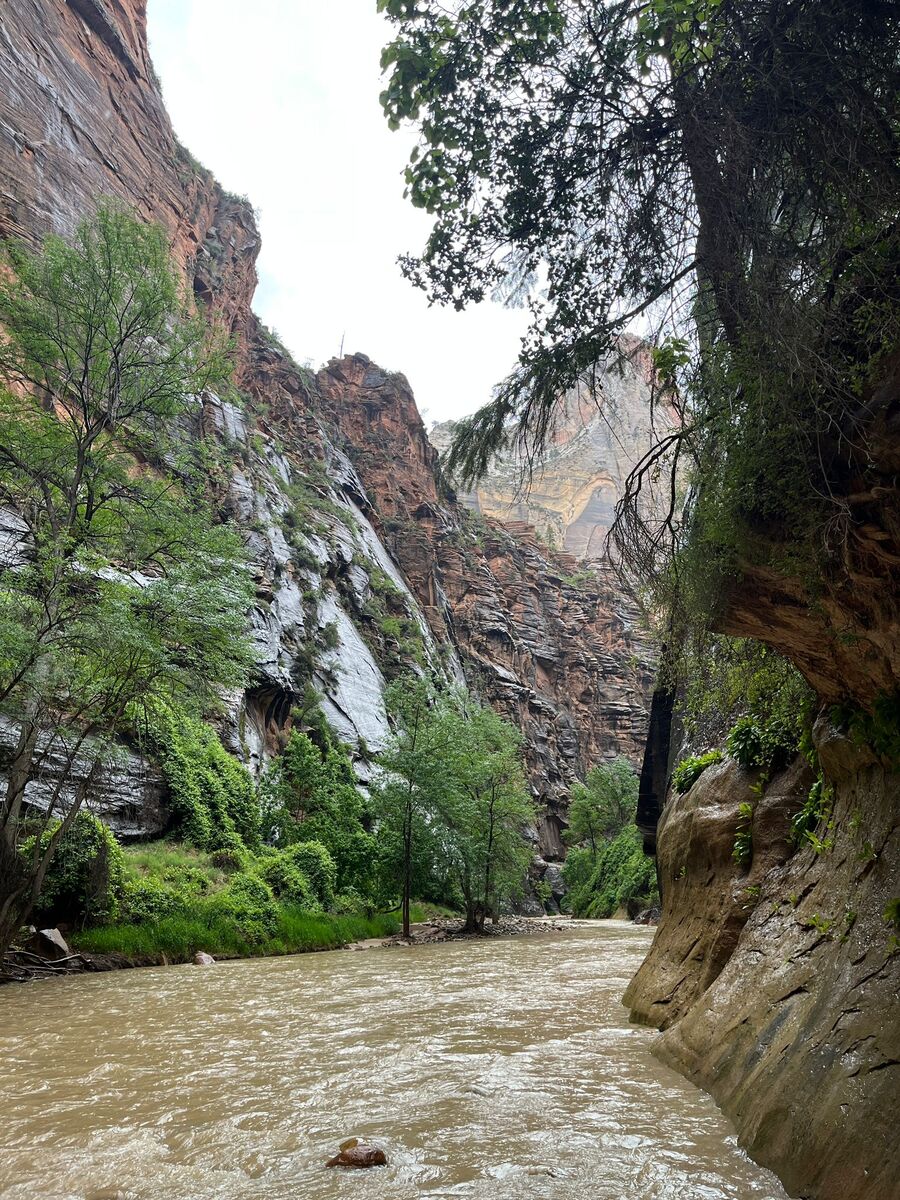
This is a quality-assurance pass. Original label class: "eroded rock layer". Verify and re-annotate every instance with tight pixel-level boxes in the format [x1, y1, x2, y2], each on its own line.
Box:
[626, 726, 900, 1200]
[430, 336, 676, 562]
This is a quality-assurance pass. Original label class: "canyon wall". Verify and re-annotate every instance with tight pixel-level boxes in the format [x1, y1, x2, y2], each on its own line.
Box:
[430, 336, 676, 563]
[625, 728, 899, 1200]
[0, 0, 652, 874]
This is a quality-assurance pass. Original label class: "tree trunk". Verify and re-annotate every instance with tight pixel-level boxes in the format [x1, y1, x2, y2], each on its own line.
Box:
[401, 799, 412, 939]
[0, 835, 32, 960]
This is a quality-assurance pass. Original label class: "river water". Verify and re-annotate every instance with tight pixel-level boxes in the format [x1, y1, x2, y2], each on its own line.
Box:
[0, 923, 788, 1200]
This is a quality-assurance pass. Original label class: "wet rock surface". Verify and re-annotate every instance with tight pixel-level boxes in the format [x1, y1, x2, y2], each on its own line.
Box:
[627, 723, 900, 1200]
[325, 1139, 387, 1169]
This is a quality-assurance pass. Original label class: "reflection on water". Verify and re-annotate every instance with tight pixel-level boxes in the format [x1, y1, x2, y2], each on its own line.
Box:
[0, 922, 787, 1199]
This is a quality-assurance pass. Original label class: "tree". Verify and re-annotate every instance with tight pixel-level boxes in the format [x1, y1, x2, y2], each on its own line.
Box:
[566, 757, 639, 854]
[371, 677, 448, 937]
[0, 203, 252, 957]
[435, 700, 535, 932]
[373, 679, 535, 935]
[380, 1, 899, 633]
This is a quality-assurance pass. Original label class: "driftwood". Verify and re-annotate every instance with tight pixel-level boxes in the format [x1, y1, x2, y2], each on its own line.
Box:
[1, 947, 89, 983]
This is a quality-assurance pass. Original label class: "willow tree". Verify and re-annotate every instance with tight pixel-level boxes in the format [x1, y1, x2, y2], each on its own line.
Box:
[379, 0, 900, 633]
[0, 204, 253, 956]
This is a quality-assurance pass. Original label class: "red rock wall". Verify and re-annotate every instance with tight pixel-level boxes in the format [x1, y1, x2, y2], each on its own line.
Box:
[317, 355, 653, 854]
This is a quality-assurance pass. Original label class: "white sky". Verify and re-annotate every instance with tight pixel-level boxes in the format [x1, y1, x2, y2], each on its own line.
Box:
[147, 1, 529, 424]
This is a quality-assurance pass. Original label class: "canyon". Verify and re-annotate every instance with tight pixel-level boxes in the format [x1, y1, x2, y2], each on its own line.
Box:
[0, 5, 897, 1200]
[0, 0, 652, 885]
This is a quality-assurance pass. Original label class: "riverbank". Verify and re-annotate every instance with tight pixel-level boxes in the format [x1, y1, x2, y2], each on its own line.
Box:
[1, 910, 402, 984]
[1, 911, 586, 984]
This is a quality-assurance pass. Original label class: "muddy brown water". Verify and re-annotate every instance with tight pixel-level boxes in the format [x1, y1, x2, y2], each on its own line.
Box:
[0, 922, 788, 1199]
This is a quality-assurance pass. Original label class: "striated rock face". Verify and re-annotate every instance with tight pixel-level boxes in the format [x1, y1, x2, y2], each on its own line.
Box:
[626, 728, 900, 1200]
[317, 355, 653, 855]
[430, 336, 676, 562]
[0, 0, 259, 342]
[0, 716, 167, 840]
[0, 0, 652, 854]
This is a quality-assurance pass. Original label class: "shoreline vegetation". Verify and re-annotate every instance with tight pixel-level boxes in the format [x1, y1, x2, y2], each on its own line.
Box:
[2, 908, 604, 985]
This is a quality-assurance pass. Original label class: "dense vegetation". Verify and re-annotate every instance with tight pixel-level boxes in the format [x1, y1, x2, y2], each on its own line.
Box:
[12, 664, 536, 959]
[561, 758, 658, 918]
[379, 0, 899, 718]
[0, 206, 252, 958]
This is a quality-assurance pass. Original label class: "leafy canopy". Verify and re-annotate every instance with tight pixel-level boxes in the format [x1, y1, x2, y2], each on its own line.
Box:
[566, 757, 639, 852]
[380, 1, 900, 636]
[0, 203, 252, 950]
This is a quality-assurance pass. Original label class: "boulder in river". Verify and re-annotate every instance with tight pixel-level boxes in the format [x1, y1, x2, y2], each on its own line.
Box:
[193, 951, 215, 966]
[326, 1138, 387, 1168]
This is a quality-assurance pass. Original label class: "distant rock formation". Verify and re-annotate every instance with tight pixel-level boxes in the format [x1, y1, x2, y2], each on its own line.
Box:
[430, 338, 678, 563]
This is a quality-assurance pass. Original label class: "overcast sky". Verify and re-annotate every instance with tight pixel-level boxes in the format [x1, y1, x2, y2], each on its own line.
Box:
[147, 1, 529, 424]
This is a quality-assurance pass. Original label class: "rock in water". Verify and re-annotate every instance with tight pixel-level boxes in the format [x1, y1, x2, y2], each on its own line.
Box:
[326, 1137, 387, 1168]
[193, 951, 215, 966]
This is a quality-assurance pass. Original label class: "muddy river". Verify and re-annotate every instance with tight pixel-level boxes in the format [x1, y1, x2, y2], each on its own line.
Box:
[0, 922, 788, 1198]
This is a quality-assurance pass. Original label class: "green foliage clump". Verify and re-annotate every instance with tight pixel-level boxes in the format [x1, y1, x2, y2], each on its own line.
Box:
[259, 730, 376, 896]
[206, 872, 279, 944]
[281, 841, 337, 909]
[726, 716, 797, 776]
[255, 852, 320, 912]
[563, 827, 658, 919]
[121, 875, 186, 924]
[791, 774, 835, 852]
[147, 703, 259, 852]
[25, 812, 125, 928]
[672, 749, 723, 794]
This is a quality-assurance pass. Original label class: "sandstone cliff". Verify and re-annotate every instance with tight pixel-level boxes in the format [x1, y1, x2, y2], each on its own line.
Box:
[0, 0, 651, 869]
[626, 729, 900, 1200]
[430, 335, 676, 562]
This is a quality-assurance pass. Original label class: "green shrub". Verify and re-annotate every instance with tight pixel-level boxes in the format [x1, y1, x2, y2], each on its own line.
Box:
[672, 749, 723, 794]
[121, 875, 186, 923]
[206, 872, 279, 943]
[331, 889, 370, 916]
[726, 716, 797, 775]
[283, 841, 337, 908]
[24, 812, 125, 927]
[256, 851, 320, 911]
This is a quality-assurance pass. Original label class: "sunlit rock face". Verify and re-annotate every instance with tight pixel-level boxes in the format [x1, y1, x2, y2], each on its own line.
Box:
[430, 336, 677, 562]
[0, 0, 653, 852]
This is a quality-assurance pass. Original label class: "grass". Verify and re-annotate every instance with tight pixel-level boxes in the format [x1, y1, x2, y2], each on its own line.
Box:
[71, 908, 400, 963]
